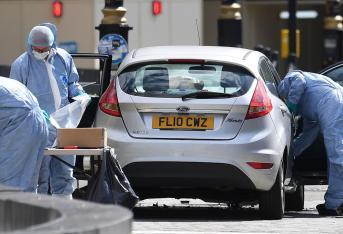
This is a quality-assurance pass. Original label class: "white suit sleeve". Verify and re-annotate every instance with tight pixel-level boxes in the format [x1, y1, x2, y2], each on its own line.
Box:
[9, 56, 28, 85]
[67, 57, 84, 98]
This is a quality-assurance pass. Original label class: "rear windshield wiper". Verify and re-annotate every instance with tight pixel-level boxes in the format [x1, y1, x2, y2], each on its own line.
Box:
[181, 91, 236, 101]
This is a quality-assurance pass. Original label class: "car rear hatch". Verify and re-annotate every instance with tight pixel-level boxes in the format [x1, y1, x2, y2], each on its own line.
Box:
[116, 61, 256, 140]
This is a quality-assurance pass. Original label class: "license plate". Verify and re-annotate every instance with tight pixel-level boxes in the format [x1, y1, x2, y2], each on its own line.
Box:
[152, 115, 214, 130]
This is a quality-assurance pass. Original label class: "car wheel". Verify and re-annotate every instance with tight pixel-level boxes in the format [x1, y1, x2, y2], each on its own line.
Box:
[285, 184, 304, 211]
[259, 164, 285, 220]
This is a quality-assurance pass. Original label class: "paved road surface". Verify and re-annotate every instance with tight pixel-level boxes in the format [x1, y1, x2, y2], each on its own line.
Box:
[132, 186, 342, 233]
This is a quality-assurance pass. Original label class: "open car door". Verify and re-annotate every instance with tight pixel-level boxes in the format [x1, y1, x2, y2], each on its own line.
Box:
[70, 53, 112, 181]
[71, 53, 112, 128]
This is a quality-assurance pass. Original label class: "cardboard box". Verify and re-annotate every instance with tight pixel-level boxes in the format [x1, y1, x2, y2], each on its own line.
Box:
[57, 128, 107, 148]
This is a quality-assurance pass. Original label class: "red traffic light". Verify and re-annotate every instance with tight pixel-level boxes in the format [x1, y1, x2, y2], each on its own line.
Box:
[52, 0, 63, 18]
[152, 0, 162, 16]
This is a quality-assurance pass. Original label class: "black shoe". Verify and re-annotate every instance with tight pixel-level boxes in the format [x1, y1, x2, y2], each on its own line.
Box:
[316, 203, 342, 216]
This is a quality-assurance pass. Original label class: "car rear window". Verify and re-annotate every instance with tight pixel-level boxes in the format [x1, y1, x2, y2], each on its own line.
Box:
[118, 62, 255, 98]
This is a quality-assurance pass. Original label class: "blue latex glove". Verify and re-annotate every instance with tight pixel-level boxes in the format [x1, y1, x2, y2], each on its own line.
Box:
[42, 110, 50, 123]
[286, 100, 298, 114]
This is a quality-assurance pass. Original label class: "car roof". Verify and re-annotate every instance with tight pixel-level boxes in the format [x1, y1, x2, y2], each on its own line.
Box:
[119, 46, 263, 75]
[319, 61, 343, 75]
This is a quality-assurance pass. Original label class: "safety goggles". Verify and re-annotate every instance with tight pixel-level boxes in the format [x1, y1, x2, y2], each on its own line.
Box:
[32, 46, 51, 53]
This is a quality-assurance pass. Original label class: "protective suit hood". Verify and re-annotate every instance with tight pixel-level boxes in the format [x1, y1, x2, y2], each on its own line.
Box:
[39, 23, 58, 48]
[26, 25, 57, 62]
[278, 70, 304, 100]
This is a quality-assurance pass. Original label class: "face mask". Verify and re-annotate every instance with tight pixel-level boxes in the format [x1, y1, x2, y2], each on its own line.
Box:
[32, 50, 50, 61]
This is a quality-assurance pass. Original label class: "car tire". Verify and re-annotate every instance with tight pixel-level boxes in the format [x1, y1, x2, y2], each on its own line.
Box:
[285, 184, 304, 211]
[259, 164, 285, 220]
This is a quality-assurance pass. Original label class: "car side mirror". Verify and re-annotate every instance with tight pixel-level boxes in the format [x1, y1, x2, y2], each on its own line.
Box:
[266, 82, 278, 96]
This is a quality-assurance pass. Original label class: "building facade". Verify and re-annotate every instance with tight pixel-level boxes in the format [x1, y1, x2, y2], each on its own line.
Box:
[0, 0, 335, 75]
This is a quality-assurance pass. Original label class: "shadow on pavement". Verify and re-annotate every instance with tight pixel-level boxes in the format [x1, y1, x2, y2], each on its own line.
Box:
[134, 205, 337, 221]
[133, 205, 262, 221]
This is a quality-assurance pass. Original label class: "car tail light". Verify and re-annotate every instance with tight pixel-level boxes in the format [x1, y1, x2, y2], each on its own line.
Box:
[247, 162, 274, 169]
[99, 78, 121, 117]
[245, 79, 273, 119]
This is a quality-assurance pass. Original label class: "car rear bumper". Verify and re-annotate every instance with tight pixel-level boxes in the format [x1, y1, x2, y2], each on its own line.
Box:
[124, 161, 257, 201]
[96, 113, 286, 191]
[124, 161, 256, 189]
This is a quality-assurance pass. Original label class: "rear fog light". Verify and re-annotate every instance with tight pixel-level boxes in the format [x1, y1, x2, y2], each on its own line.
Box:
[247, 162, 274, 169]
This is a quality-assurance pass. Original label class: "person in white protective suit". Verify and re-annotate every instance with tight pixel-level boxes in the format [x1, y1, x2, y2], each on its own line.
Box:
[278, 70, 343, 216]
[0, 78, 48, 191]
[9, 25, 90, 198]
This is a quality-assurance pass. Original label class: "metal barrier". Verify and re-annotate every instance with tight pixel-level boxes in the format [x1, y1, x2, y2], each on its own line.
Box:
[0, 185, 132, 234]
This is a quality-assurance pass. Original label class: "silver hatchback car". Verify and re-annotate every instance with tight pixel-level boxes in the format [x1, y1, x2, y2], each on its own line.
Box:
[95, 46, 293, 219]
